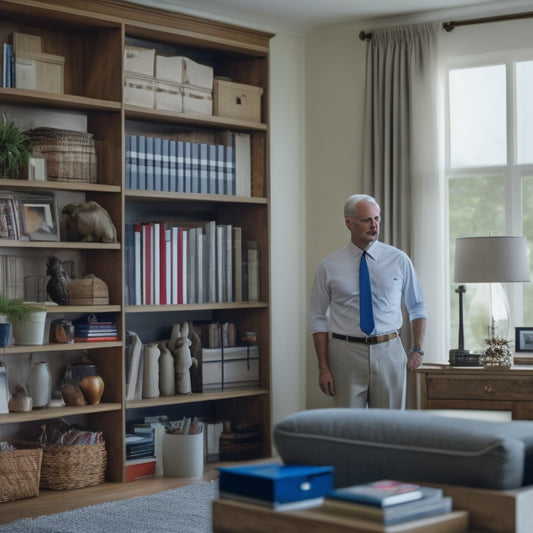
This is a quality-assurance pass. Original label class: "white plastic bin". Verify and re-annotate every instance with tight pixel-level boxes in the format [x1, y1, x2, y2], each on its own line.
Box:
[162, 429, 204, 477]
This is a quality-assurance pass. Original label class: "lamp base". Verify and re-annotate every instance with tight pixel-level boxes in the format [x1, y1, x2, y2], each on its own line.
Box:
[449, 349, 483, 367]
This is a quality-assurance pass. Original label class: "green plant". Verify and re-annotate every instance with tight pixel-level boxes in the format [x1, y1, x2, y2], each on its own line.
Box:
[0, 294, 46, 323]
[0, 112, 31, 179]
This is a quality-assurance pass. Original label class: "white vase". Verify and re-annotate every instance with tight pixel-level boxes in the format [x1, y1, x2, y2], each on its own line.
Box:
[142, 343, 160, 399]
[28, 361, 51, 409]
[12, 311, 47, 346]
[158, 342, 175, 396]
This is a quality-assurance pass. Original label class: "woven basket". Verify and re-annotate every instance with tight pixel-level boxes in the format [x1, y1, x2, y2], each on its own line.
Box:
[25, 127, 97, 183]
[40, 441, 107, 490]
[0, 448, 43, 503]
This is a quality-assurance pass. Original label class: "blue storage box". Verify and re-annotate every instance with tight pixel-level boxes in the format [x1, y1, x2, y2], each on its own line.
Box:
[218, 463, 334, 509]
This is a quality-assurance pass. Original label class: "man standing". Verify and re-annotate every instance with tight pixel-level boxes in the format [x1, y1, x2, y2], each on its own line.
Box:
[310, 194, 427, 409]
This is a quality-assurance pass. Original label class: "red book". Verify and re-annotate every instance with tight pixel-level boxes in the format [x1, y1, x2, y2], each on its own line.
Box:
[125, 457, 156, 482]
[74, 337, 119, 342]
[159, 222, 167, 305]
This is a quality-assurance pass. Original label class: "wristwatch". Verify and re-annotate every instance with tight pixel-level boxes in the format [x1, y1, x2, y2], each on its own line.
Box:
[409, 346, 424, 356]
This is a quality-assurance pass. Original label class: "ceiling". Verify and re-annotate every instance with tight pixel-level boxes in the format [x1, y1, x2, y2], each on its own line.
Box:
[128, 0, 533, 33]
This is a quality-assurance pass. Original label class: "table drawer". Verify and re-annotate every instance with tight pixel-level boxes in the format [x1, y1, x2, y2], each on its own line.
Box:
[425, 375, 533, 400]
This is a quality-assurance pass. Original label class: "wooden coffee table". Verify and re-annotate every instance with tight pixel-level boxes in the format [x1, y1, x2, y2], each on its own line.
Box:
[212, 498, 469, 533]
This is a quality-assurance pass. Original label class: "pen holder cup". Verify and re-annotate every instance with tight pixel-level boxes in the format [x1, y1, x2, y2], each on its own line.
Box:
[162, 429, 204, 477]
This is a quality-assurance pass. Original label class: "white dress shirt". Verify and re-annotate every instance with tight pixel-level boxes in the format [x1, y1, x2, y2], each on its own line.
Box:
[310, 240, 427, 336]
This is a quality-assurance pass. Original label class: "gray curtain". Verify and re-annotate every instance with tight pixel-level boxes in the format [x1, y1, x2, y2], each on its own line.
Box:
[362, 23, 438, 255]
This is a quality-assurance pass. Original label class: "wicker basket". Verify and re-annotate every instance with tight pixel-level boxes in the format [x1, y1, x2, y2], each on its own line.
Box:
[40, 441, 107, 490]
[68, 275, 109, 305]
[0, 448, 43, 503]
[25, 127, 97, 183]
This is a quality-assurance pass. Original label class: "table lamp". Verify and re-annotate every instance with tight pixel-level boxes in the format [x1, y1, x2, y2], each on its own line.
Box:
[450, 236, 530, 363]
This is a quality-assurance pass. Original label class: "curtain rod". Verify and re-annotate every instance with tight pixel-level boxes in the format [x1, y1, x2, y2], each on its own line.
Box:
[359, 10, 533, 40]
[443, 10, 533, 31]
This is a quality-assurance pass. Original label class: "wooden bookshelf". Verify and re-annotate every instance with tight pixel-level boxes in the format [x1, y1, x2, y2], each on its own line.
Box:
[0, 0, 272, 495]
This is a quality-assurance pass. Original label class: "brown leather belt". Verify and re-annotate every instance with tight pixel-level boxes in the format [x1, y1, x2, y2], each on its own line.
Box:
[332, 332, 398, 345]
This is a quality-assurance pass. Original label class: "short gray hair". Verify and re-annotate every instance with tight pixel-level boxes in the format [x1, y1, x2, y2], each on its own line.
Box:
[344, 194, 378, 217]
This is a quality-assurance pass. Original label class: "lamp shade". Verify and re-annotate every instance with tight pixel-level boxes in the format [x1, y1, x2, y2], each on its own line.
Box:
[454, 236, 530, 283]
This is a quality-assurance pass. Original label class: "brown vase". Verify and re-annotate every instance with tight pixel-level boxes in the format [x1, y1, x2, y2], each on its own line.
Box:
[79, 375, 105, 405]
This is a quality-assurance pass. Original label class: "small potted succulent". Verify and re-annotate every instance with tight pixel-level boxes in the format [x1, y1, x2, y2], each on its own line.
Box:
[0, 112, 32, 179]
[0, 295, 47, 346]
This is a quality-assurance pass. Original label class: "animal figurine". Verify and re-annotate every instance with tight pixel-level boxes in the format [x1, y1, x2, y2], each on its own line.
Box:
[62, 201, 117, 243]
[46, 255, 71, 305]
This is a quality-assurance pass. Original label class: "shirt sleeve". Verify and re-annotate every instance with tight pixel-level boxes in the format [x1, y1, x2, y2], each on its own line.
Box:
[309, 262, 330, 333]
[402, 257, 427, 321]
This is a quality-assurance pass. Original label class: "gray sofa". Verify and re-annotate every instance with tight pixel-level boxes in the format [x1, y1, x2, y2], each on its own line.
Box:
[273, 408, 533, 490]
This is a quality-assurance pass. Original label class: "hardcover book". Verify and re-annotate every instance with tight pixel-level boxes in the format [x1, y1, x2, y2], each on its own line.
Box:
[327, 480, 423, 507]
[218, 464, 334, 510]
[323, 486, 451, 525]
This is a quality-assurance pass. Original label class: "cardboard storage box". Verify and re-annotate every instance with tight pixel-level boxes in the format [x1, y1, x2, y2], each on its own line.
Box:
[182, 57, 213, 89]
[155, 54, 183, 83]
[124, 46, 155, 77]
[15, 52, 65, 93]
[124, 74, 154, 108]
[202, 345, 259, 391]
[154, 80, 183, 112]
[214, 79, 263, 122]
[182, 85, 213, 115]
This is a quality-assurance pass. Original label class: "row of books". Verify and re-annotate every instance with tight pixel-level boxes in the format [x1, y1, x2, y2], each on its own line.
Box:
[218, 466, 457, 527]
[124, 220, 259, 306]
[125, 131, 251, 196]
[2, 43, 15, 88]
[73, 313, 118, 343]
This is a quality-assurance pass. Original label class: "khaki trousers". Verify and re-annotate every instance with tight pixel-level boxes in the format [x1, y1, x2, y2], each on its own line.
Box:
[328, 334, 406, 409]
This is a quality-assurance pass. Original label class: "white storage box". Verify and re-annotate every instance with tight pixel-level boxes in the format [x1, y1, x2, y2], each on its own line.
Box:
[202, 345, 259, 391]
[16, 52, 65, 93]
[124, 75, 154, 108]
[154, 80, 183, 112]
[155, 55, 184, 83]
[124, 46, 155, 77]
[182, 57, 213, 89]
[214, 79, 263, 122]
[182, 85, 212, 115]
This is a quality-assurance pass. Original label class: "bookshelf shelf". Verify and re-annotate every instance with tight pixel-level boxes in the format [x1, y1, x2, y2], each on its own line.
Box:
[126, 388, 268, 409]
[0, 0, 271, 487]
[0, 403, 122, 425]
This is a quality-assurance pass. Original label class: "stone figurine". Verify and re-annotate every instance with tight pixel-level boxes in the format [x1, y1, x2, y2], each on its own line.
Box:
[62, 201, 118, 243]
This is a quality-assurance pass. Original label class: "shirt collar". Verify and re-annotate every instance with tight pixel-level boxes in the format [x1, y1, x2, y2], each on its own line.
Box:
[348, 240, 378, 261]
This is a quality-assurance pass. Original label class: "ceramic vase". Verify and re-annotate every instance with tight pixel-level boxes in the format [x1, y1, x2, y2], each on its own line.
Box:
[158, 342, 175, 396]
[28, 361, 51, 409]
[79, 375, 105, 405]
[142, 343, 160, 398]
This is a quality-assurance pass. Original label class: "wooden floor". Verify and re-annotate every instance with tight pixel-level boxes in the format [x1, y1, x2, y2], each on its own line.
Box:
[0, 461, 227, 525]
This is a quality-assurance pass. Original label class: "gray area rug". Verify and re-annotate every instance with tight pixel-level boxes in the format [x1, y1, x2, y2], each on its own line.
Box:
[1, 479, 219, 533]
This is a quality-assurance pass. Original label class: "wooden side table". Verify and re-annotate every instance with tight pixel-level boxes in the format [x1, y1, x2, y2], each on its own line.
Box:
[212, 498, 469, 533]
[416, 364, 533, 420]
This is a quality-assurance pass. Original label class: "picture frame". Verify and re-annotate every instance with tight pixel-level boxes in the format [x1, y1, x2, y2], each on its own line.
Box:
[515, 327, 533, 352]
[17, 192, 59, 241]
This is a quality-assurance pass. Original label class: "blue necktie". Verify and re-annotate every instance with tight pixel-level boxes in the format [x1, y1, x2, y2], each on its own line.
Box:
[359, 252, 375, 335]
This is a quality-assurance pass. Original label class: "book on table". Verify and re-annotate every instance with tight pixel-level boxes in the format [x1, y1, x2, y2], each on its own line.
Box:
[323, 485, 453, 525]
[327, 479, 424, 507]
[218, 463, 334, 511]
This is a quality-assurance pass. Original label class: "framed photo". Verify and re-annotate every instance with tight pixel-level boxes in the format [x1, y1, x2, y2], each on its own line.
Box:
[515, 327, 533, 352]
[17, 192, 59, 241]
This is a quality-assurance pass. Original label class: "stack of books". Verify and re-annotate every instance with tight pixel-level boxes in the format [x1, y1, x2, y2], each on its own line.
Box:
[218, 463, 334, 511]
[73, 314, 118, 342]
[322, 479, 453, 526]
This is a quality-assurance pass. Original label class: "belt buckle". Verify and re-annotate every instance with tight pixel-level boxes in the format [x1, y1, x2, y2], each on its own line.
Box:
[365, 335, 378, 345]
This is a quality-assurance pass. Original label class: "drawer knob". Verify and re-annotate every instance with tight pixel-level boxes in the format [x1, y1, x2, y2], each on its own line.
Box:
[484, 385, 493, 393]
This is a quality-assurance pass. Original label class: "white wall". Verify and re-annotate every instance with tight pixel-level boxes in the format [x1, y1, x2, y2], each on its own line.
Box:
[304, 24, 367, 409]
[269, 33, 308, 423]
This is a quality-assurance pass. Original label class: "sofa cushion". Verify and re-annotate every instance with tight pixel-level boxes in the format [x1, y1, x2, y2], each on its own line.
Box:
[273, 408, 532, 490]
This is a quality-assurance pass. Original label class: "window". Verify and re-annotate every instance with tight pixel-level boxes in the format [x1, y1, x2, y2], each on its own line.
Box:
[447, 60, 533, 350]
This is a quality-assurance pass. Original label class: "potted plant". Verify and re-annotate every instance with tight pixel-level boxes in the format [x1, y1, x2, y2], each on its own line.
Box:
[0, 295, 47, 346]
[0, 112, 32, 179]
